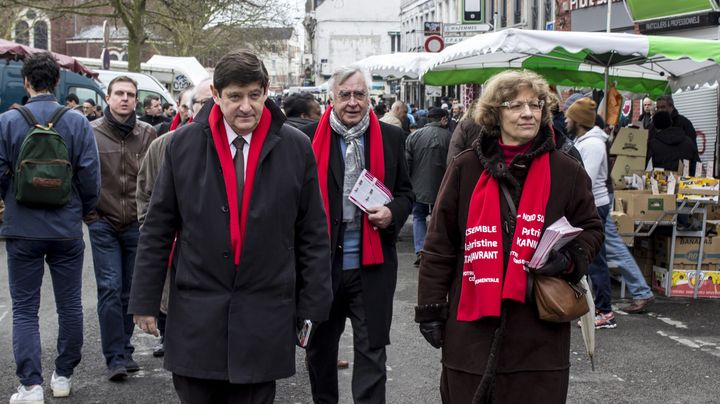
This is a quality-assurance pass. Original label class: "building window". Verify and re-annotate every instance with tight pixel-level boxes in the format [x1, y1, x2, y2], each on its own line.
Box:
[545, 1, 553, 25]
[14, 21, 30, 46]
[33, 21, 48, 50]
[501, 0, 507, 26]
[514, 0, 522, 25]
[531, 0, 538, 29]
[12, 8, 51, 50]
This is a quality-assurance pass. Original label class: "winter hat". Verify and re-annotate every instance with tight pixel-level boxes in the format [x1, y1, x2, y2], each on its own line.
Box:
[563, 92, 585, 111]
[428, 107, 447, 119]
[566, 97, 597, 129]
[652, 110, 672, 130]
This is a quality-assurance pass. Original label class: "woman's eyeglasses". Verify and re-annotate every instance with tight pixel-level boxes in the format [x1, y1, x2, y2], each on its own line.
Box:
[500, 100, 544, 113]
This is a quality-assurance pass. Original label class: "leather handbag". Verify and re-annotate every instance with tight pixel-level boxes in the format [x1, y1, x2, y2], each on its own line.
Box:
[533, 274, 589, 322]
[499, 183, 590, 323]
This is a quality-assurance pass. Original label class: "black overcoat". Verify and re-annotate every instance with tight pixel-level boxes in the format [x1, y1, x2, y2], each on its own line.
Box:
[301, 120, 414, 348]
[128, 100, 333, 383]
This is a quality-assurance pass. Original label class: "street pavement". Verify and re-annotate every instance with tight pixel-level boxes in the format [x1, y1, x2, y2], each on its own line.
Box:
[0, 223, 718, 403]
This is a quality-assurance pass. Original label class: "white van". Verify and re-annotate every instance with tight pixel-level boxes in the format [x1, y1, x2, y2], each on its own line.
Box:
[95, 70, 177, 116]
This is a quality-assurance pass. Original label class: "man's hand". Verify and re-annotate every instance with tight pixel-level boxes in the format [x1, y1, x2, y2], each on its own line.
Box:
[367, 206, 393, 229]
[134, 315, 159, 337]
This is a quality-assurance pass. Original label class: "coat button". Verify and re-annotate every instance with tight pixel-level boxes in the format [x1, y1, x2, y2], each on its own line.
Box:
[221, 205, 229, 213]
[222, 251, 230, 259]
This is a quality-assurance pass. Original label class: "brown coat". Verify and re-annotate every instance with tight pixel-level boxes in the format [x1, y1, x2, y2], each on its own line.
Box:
[416, 125, 603, 379]
[88, 116, 156, 230]
[447, 118, 482, 165]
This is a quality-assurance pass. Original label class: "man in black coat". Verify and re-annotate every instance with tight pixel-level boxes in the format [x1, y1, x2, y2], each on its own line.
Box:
[652, 95, 696, 142]
[128, 51, 332, 403]
[302, 66, 414, 404]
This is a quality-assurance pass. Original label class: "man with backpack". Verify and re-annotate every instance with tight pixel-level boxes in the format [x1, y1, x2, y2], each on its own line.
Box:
[0, 52, 101, 403]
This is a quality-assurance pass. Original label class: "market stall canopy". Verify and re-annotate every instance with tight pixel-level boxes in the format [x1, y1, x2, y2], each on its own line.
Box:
[0, 39, 98, 78]
[420, 29, 720, 97]
[145, 55, 209, 90]
[354, 52, 437, 79]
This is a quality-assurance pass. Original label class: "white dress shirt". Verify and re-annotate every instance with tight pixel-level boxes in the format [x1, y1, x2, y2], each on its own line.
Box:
[223, 119, 252, 181]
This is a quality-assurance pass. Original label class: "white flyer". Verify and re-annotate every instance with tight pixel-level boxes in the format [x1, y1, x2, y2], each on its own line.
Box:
[348, 169, 393, 213]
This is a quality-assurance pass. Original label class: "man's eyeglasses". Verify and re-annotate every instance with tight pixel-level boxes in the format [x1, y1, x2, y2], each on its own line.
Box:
[500, 100, 544, 113]
[336, 90, 367, 102]
[192, 97, 211, 107]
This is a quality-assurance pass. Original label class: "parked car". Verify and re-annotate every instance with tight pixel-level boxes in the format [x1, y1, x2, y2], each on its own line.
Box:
[0, 60, 105, 113]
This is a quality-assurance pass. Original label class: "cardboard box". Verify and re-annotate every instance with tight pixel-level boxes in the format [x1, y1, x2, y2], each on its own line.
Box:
[610, 211, 634, 246]
[614, 190, 676, 222]
[611, 156, 647, 189]
[652, 267, 720, 298]
[655, 236, 720, 266]
[677, 176, 720, 203]
[610, 127, 648, 157]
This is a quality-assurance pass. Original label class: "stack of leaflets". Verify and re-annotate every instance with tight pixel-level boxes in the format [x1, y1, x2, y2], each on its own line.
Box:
[527, 217, 583, 268]
[348, 169, 393, 212]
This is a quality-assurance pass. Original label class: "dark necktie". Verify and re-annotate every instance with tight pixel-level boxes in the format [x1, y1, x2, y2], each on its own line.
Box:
[232, 137, 246, 214]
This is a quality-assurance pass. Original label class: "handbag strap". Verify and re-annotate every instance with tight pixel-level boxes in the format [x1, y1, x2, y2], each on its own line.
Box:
[499, 183, 516, 217]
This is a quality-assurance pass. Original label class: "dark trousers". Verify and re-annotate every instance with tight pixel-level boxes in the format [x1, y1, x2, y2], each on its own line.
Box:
[7, 238, 85, 386]
[306, 269, 387, 404]
[88, 218, 139, 368]
[172, 373, 275, 404]
[589, 203, 612, 313]
[440, 366, 569, 404]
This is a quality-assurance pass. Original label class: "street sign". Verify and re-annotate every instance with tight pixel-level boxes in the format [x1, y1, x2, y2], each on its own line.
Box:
[444, 36, 467, 45]
[424, 35, 445, 53]
[546, 21, 555, 31]
[443, 23, 492, 33]
[424, 21, 443, 36]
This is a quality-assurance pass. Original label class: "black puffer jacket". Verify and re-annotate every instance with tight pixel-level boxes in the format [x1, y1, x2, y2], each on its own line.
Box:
[649, 126, 700, 172]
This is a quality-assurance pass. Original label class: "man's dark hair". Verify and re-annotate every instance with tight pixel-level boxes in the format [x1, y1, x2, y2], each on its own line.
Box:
[143, 94, 160, 109]
[65, 93, 80, 105]
[162, 102, 173, 111]
[656, 95, 674, 107]
[213, 50, 269, 95]
[107, 76, 138, 96]
[21, 53, 60, 93]
[84, 98, 96, 106]
[652, 110, 673, 130]
[283, 93, 316, 118]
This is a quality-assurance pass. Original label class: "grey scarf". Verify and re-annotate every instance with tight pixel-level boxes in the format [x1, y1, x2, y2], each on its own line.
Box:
[330, 109, 370, 223]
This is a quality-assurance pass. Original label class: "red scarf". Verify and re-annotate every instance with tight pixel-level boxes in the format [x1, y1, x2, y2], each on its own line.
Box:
[457, 149, 551, 321]
[209, 104, 271, 266]
[312, 107, 385, 266]
[169, 114, 192, 131]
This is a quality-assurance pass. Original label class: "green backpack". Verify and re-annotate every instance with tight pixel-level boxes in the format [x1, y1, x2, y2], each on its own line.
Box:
[13, 106, 73, 209]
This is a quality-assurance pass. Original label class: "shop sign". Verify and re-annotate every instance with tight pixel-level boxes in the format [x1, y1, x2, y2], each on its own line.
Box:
[569, 0, 622, 11]
[625, 0, 718, 22]
[639, 12, 720, 33]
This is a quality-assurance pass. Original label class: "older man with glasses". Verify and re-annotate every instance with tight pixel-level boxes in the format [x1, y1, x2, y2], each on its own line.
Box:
[301, 66, 414, 404]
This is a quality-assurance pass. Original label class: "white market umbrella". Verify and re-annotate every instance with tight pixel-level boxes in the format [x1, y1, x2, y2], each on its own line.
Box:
[420, 28, 720, 97]
[354, 52, 437, 79]
[578, 276, 596, 370]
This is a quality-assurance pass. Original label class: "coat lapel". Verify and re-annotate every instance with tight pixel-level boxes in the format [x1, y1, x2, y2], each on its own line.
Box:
[329, 133, 343, 192]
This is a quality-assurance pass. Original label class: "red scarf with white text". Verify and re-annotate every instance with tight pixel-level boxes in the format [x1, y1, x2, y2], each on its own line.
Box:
[209, 104, 271, 266]
[312, 107, 385, 266]
[457, 150, 551, 320]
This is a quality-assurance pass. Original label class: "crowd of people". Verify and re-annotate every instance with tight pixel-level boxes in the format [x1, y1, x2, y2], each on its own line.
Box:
[0, 49, 702, 404]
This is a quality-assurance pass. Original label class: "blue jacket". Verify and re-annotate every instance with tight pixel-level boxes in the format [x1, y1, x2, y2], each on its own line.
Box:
[0, 94, 100, 239]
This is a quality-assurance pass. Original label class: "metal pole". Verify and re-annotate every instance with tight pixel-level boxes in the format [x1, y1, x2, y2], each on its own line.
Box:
[604, 0, 612, 128]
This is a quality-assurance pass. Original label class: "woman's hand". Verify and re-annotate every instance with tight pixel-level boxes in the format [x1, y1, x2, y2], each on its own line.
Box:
[419, 321, 445, 349]
[526, 249, 573, 277]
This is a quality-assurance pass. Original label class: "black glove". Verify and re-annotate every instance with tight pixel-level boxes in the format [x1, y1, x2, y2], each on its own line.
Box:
[419, 321, 444, 349]
[527, 249, 573, 277]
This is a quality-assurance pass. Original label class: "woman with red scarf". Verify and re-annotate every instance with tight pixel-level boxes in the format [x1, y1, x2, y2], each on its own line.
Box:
[415, 70, 603, 403]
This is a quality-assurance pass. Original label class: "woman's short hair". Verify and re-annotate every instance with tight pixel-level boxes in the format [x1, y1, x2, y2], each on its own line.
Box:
[474, 70, 552, 137]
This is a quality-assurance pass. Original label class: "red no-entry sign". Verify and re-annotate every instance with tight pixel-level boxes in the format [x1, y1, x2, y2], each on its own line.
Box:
[424, 35, 445, 53]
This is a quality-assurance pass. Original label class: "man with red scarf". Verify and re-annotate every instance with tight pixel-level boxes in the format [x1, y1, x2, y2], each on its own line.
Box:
[128, 51, 332, 403]
[301, 66, 414, 404]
